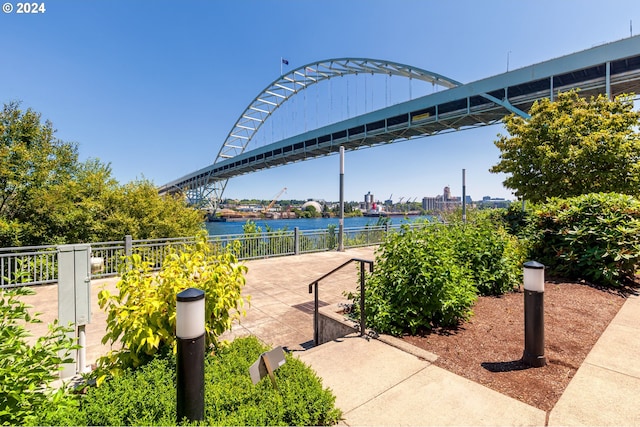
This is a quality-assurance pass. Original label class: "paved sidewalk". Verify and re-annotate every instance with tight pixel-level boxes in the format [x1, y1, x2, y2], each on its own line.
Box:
[219, 247, 379, 351]
[21, 247, 640, 425]
[297, 334, 546, 426]
[548, 293, 640, 426]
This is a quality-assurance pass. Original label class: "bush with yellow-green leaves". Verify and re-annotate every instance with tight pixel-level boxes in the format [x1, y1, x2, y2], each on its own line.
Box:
[97, 231, 249, 380]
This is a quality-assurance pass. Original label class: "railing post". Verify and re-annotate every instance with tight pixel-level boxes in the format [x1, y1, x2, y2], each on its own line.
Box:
[124, 235, 133, 257]
[294, 227, 299, 255]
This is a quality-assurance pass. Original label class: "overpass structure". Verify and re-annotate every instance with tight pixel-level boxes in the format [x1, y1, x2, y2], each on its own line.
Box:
[158, 36, 640, 209]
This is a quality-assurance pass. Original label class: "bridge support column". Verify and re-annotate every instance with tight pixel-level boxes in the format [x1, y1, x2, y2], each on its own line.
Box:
[338, 146, 345, 252]
[606, 61, 611, 100]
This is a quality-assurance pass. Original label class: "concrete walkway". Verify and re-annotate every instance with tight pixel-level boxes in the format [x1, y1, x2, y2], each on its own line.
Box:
[21, 247, 640, 425]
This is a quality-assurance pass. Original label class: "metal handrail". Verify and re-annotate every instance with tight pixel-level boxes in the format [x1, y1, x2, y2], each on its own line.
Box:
[308, 258, 373, 345]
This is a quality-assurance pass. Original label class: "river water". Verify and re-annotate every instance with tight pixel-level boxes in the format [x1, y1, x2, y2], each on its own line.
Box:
[204, 215, 429, 236]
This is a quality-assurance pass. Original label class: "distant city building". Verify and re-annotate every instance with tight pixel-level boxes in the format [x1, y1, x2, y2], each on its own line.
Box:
[443, 186, 452, 201]
[364, 191, 375, 211]
[422, 186, 478, 212]
[422, 197, 438, 211]
[478, 197, 511, 209]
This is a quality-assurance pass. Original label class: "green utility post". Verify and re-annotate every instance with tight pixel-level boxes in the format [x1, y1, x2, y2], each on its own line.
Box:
[57, 244, 92, 378]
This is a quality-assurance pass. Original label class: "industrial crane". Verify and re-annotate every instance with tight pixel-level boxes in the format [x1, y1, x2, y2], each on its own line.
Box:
[263, 187, 287, 213]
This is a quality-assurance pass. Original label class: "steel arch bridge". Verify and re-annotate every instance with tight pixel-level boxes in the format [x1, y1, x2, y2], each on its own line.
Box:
[158, 36, 640, 209]
[160, 58, 475, 208]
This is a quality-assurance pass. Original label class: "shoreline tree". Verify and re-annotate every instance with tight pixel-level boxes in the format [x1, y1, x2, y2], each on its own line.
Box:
[0, 102, 202, 246]
[490, 91, 640, 203]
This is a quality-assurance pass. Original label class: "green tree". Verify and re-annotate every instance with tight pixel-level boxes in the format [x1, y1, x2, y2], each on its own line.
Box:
[0, 102, 203, 246]
[26, 159, 119, 244]
[101, 179, 203, 241]
[490, 91, 640, 203]
[0, 102, 79, 245]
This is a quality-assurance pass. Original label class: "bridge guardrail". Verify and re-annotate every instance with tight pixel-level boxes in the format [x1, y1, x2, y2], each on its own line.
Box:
[0, 222, 430, 288]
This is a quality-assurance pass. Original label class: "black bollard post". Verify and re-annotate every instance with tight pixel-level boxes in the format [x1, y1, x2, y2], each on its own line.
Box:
[522, 261, 547, 367]
[176, 288, 205, 422]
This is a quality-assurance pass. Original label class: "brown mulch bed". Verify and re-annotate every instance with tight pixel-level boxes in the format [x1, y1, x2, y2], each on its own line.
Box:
[402, 281, 635, 413]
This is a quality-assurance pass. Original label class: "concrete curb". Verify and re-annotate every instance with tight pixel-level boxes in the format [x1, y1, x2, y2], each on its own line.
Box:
[375, 333, 439, 363]
[317, 302, 438, 363]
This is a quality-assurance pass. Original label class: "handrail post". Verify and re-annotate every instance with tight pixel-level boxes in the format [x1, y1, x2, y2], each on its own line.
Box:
[358, 260, 374, 337]
[308, 281, 319, 345]
[307, 258, 373, 346]
[294, 227, 299, 255]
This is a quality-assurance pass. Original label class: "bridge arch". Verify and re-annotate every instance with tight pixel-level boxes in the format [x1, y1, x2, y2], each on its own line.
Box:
[216, 58, 462, 163]
[200, 59, 463, 209]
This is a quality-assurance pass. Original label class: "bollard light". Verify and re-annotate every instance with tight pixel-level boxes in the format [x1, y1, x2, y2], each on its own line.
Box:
[176, 288, 205, 422]
[522, 261, 546, 368]
[176, 288, 205, 339]
[523, 260, 545, 292]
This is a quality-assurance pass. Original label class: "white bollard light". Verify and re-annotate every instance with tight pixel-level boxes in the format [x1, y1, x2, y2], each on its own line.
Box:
[523, 260, 545, 292]
[176, 288, 205, 339]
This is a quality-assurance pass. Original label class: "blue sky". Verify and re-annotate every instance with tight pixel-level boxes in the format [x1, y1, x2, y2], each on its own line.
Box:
[1, 1, 638, 203]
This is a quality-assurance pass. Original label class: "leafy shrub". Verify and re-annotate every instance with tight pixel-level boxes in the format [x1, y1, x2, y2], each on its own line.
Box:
[0, 287, 78, 426]
[450, 212, 525, 296]
[353, 223, 478, 335]
[44, 357, 177, 426]
[97, 230, 248, 376]
[205, 336, 341, 426]
[38, 337, 341, 426]
[350, 213, 525, 335]
[530, 192, 640, 286]
[485, 202, 536, 240]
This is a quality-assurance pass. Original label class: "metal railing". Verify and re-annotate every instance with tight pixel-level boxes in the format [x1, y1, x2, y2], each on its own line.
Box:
[0, 221, 430, 288]
[0, 245, 58, 287]
[308, 258, 374, 345]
